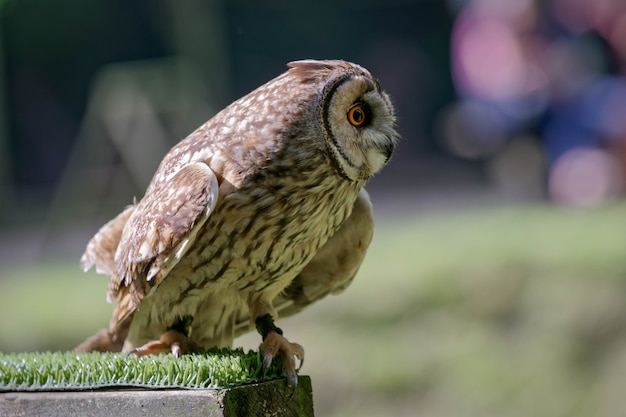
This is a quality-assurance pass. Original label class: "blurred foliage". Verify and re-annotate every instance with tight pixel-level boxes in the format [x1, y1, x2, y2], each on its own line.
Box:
[2, 201, 625, 416]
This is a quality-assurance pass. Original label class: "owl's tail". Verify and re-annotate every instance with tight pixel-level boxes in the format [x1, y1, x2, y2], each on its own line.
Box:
[74, 328, 126, 353]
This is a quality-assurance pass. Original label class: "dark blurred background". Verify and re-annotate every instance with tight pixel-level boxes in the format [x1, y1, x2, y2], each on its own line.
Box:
[1, 0, 625, 261]
[1, 0, 457, 261]
[1, 1, 625, 416]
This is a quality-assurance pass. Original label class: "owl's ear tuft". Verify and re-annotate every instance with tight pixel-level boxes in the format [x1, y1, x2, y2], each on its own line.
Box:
[287, 60, 335, 81]
[287, 60, 370, 83]
[287, 59, 352, 80]
[288, 60, 336, 71]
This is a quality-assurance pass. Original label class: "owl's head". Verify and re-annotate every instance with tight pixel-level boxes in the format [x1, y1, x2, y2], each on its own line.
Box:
[289, 60, 399, 182]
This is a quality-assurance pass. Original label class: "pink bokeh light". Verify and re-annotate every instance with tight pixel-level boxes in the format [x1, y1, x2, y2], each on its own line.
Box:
[453, 18, 526, 100]
[549, 147, 624, 207]
[448, 0, 626, 205]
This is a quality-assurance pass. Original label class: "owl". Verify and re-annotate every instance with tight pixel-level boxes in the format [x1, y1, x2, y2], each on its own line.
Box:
[75, 60, 398, 390]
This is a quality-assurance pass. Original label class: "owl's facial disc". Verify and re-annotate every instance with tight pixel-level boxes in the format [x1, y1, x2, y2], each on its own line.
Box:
[322, 75, 398, 181]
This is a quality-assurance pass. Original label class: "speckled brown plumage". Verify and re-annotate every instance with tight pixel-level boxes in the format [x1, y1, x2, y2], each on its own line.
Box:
[76, 60, 398, 389]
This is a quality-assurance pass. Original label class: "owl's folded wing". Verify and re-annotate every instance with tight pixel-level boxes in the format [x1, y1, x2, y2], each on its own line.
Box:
[83, 162, 219, 316]
[81, 205, 135, 276]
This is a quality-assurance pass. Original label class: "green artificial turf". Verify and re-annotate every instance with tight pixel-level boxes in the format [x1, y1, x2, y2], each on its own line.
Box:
[0, 349, 286, 391]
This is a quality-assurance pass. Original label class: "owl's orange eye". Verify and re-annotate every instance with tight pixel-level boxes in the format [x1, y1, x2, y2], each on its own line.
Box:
[347, 104, 367, 127]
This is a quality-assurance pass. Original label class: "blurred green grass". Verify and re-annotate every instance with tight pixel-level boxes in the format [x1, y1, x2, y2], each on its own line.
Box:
[1, 201, 625, 417]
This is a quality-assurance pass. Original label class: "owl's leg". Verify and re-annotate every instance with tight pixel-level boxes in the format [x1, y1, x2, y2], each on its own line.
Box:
[254, 311, 304, 395]
[128, 330, 190, 358]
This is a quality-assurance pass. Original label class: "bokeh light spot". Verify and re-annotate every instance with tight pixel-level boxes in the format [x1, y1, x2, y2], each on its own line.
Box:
[453, 19, 527, 100]
[549, 147, 624, 207]
[487, 135, 546, 198]
[438, 100, 508, 159]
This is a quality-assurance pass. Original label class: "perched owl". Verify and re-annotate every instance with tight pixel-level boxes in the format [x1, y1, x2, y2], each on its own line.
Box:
[76, 59, 398, 390]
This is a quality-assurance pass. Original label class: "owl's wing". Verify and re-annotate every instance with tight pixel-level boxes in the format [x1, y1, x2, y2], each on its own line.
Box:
[82, 205, 136, 275]
[233, 188, 374, 338]
[93, 162, 219, 324]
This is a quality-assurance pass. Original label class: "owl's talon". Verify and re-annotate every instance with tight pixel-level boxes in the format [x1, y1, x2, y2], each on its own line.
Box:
[286, 367, 298, 399]
[171, 343, 182, 358]
[258, 330, 305, 393]
[262, 352, 273, 376]
[126, 330, 189, 358]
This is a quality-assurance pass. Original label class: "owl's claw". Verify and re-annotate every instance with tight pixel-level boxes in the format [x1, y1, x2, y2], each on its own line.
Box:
[127, 330, 189, 358]
[259, 330, 304, 396]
